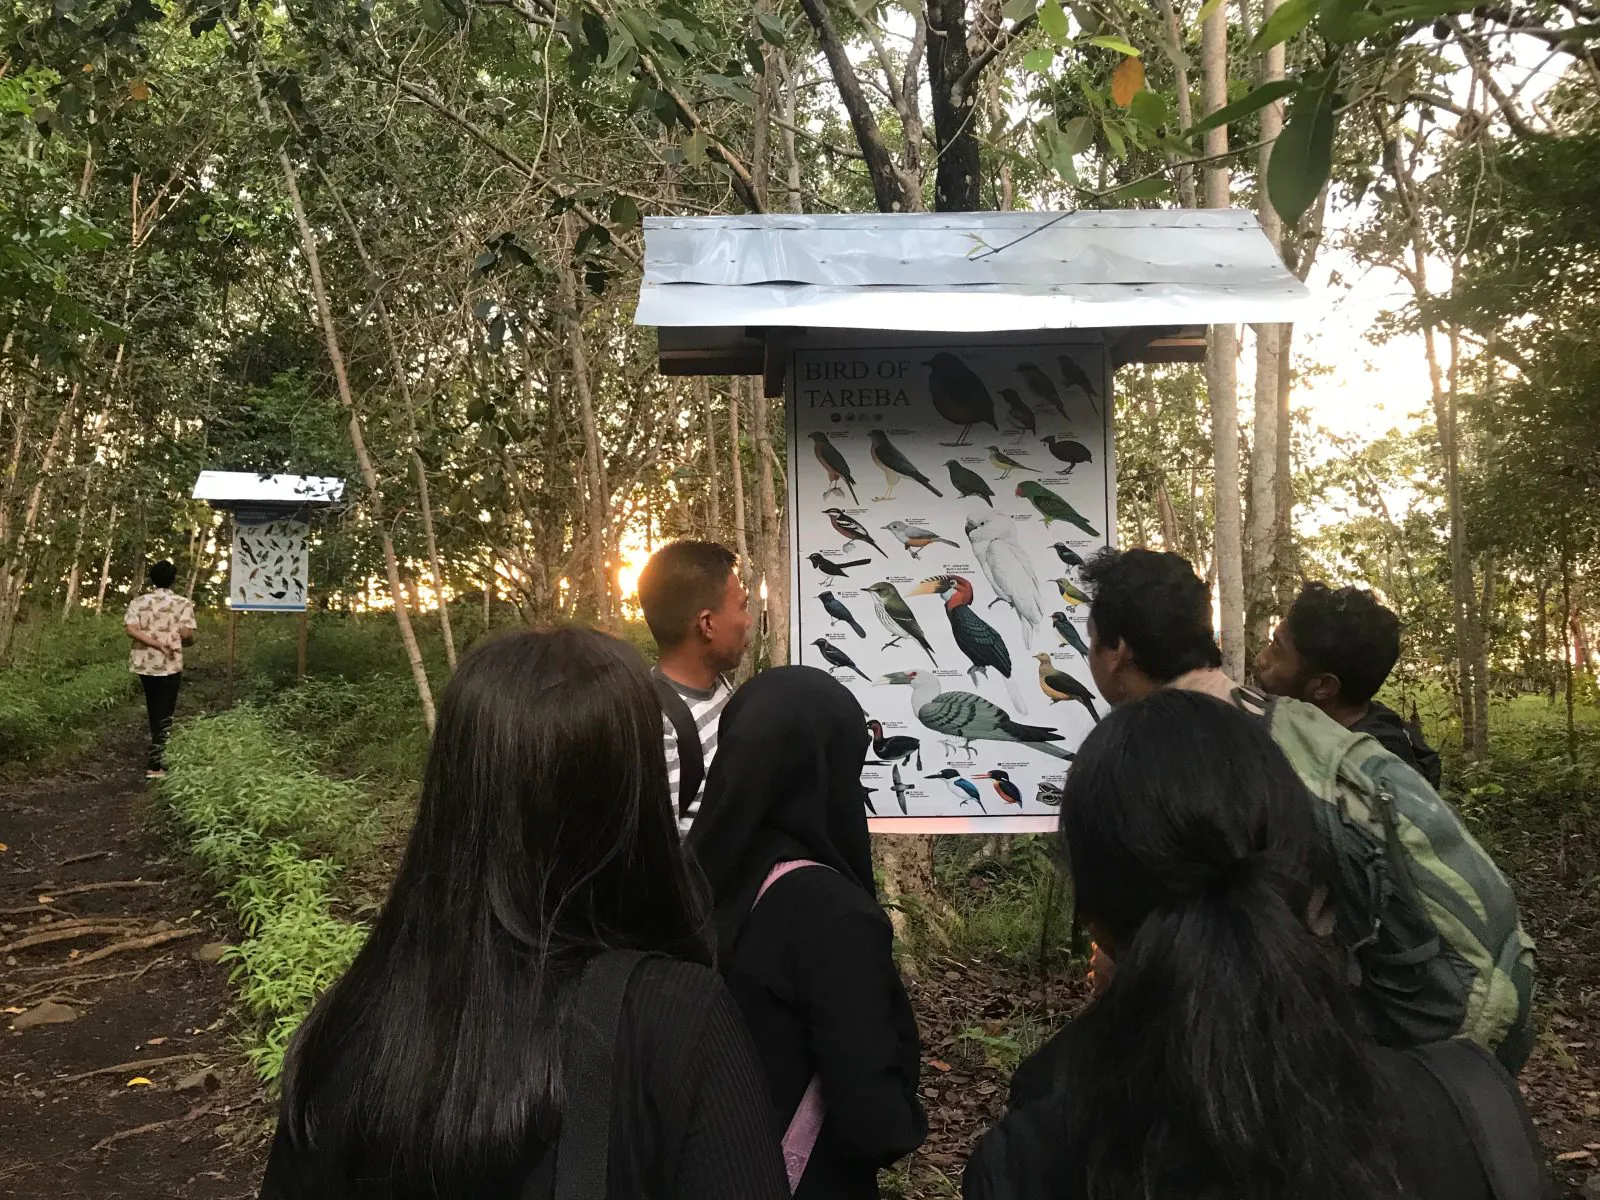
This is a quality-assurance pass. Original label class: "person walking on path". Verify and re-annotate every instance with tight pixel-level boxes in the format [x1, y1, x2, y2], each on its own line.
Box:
[123, 560, 196, 779]
[688, 666, 927, 1199]
[260, 628, 788, 1200]
[637, 541, 751, 833]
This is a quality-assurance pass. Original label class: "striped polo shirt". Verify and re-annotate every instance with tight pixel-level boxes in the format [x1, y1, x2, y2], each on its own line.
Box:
[660, 672, 733, 836]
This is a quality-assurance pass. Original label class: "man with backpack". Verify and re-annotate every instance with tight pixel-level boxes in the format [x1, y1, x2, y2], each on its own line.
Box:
[637, 541, 752, 835]
[1077, 548, 1536, 1071]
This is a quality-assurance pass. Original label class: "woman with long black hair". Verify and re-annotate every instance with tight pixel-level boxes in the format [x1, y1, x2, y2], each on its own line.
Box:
[964, 689, 1546, 1200]
[259, 628, 788, 1200]
[687, 666, 927, 1199]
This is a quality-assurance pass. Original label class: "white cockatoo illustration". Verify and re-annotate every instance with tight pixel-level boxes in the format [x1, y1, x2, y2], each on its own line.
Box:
[965, 512, 1049, 648]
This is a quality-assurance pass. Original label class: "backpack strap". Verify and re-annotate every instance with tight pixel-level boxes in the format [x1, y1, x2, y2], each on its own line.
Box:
[653, 672, 705, 820]
[1404, 1039, 1552, 1200]
[552, 950, 647, 1200]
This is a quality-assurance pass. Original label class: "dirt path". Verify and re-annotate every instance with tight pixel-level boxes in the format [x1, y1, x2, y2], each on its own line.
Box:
[0, 719, 267, 1199]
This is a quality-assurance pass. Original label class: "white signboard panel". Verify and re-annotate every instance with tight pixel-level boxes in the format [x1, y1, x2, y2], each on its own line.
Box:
[230, 510, 311, 612]
[788, 342, 1115, 833]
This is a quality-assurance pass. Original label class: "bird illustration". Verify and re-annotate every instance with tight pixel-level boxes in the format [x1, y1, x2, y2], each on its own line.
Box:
[1016, 481, 1100, 536]
[889, 765, 914, 815]
[978, 769, 1024, 807]
[1000, 388, 1036, 437]
[946, 460, 994, 507]
[882, 669, 1075, 760]
[868, 430, 943, 500]
[824, 508, 887, 557]
[863, 787, 878, 815]
[966, 513, 1050, 646]
[1041, 436, 1094, 475]
[863, 582, 938, 664]
[1057, 354, 1101, 411]
[1052, 611, 1091, 657]
[809, 552, 872, 582]
[1018, 362, 1066, 417]
[867, 719, 922, 769]
[1054, 577, 1090, 607]
[810, 432, 860, 504]
[883, 520, 960, 560]
[1036, 777, 1065, 807]
[926, 352, 999, 446]
[907, 574, 1028, 712]
[1050, 542, 1085, 569]
[927, 768, 986, 812]
[986, 446, 1038, 479]
[819, 591, 866, 638]
[1034, 653, 1100, 721]
[812, 638, 870, 682]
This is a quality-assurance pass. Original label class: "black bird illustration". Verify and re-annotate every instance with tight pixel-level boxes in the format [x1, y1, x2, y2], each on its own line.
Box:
[1034, 653, 1100, 721]
[978, 769, 1024, 807]
[863, 787, 877, 815]
[1018, 362, 1066, 417]
[867, 719, 922, 769]
[926, 352, 999, 446]
[820, 591, 866, 638]
[889, 765, 913, 815]
[810, 431, 860, 504]
[812, 638, 870, 682]
[809, 552, 871, 581]
[1052, 610, 1091, 657]
[1041, 435, 1094, 474]
[907, 575, 1028, 711]
[868, 430, 943, 500]
[1050, 542, 1085, 568]
[824, 507, 887, 557]
[945, 460, 994, 507]
[1057, 354, 1101, 414]
[1000, 387, 1036, 437]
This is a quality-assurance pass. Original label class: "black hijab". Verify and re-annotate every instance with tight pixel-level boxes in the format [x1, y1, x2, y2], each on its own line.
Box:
[686, 665, 877, 959]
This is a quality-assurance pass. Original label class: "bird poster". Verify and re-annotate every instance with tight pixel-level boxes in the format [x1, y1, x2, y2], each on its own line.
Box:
[230, 510, 311, 612]
[788, 342, 1114, 833]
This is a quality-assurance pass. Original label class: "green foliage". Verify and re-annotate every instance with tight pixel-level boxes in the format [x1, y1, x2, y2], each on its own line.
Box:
[930, 835, 1081, 964]
[0, 618, 137, 763]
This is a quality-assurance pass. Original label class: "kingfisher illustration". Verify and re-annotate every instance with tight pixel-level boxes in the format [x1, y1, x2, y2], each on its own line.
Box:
[819, 591, 866, 638]
[927, 768, 986, 812]
[863, 582, 938, 664]
[889, 765, 914, 815]
[1034, 653, 1100, 721]
[946, 460, 995, 507]
[1041, 435, 1094, 475]
[867, 719, 922, 769]
[1050, 542, 1085, 569]
[883, 520, 960, 560]
[812, 638, 870, 682]
[1052, 611, 1091, 657]
[907, 574, 1027, 711]
[824, 508, 887, 557]
[1018, 362, 1066, 417]
[809, 552, 871, 582]
[1016, 481, 1100, 536]
[925, 352, 999, 446]
[978, 769, 1024, 807]
[882, 670, 1075, 760]
[986, 446, 1038, 479]
[1000, 387, 1036, 437]
[809, 432, 859, 504]
[868, 430, 943, 500]
[1054, 576, 1090, 607]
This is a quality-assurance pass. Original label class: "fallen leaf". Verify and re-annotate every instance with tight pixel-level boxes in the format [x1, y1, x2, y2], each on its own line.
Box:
[3, 1006, 24, 1015]
[126, 1077, 153, 1087]
[68, 949, 80, 959]
[146, 1037, 167, 1045]
[1111, 57, 1146, 107]
[81, 63, 93, 73]
[37, 895, 53, 904]
[0, 842, 8, 852]
[128, 80, 150, 101]
[929, 1059, 952, 1072]
[1555, 1149, 1594, 1162]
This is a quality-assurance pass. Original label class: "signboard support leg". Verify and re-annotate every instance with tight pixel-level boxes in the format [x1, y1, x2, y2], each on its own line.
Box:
[297, 607, 309, 677]
[226, 608, 238, 703]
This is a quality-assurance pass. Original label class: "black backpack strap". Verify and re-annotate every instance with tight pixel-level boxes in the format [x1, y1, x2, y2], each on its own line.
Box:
[653, 673, 705, 820]
[553, 950, 647, 1200]
[1405, 1039, 1552, 1200]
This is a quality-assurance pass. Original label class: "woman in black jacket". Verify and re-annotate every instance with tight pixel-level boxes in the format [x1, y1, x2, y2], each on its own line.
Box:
[687, 666, 927, 1199]
[964, 690, 1546, 1200]
[259, 628, 788, 1200]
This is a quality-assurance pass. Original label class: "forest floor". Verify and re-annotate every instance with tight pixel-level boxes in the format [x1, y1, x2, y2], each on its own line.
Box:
[3, 707, 1598, 1199]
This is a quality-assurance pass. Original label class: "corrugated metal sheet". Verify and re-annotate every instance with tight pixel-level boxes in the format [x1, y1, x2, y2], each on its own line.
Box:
[636, 209, 1315, 332]
[191, 471, 345, 505]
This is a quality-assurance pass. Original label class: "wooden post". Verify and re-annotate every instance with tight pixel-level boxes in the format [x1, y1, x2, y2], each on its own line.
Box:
[226, 607, 238, 704]
[297, 606, 309, 677]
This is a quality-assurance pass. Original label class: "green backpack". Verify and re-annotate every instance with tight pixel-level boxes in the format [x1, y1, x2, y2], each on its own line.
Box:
[1238, 687, 1536, 1071]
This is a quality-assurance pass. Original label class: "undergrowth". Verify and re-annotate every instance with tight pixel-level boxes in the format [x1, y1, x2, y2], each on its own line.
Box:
[0, 617, 137, 763]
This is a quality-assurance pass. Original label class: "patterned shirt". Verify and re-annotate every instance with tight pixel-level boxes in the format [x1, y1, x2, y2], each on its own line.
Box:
[125, 589, 196, 677]
[661, 673, 733, 837]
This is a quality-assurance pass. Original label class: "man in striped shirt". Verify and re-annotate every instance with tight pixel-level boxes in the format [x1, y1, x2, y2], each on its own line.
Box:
[637, 541, 751, 834]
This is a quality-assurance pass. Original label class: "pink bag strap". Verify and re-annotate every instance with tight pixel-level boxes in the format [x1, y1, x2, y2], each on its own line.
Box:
[751, 858, 830, 1193]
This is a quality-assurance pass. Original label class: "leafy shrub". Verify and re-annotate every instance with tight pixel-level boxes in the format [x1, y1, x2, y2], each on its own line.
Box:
[0, 627, 136, 763]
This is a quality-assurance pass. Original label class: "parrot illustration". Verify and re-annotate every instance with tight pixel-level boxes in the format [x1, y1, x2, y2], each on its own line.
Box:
[1016, 481, 1100, 536]
[966, 513, 1050, 646]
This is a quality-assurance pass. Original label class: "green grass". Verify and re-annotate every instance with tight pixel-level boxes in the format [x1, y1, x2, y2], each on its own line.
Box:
[0, 617, 138, 764]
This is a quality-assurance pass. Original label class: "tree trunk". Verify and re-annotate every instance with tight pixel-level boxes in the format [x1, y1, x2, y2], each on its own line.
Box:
[1441, 326, 1477, 757]
[61, 469, 93, 619]
[1157, 0, 1199, 207]
[1562, 535, 1575, 761]
[1472, 551, 1494, 757]
[1273, 323, 1296, 608]
[750, 378, 788, 665]
[701, 378, 723, 538]
[1535, 571, 1552, 699]
[728, 382, 756, 679]
[779, 53, 804, 213]
[557, 218, 612, 622]
[94, 503, 119, 615]
[926, 0, 982, 212]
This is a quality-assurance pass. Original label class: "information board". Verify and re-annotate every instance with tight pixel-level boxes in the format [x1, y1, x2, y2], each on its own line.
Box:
[788, 342, 1115, 832]
[230, 509, 311, 612]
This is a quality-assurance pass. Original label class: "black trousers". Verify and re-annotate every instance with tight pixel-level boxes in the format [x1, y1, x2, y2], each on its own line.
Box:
[138, 672, 182, 771]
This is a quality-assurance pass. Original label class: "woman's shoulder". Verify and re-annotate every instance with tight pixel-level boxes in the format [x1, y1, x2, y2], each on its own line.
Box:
[765, 863, 886, 922]
[627, 955, 726, 1010]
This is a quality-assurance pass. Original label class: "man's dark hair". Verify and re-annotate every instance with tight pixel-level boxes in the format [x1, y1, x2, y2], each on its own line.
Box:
[1285, 582, 1401, 706]
[636, 540, 738, 650]
[148, 560, 177, 589]
[1080, 548, 1222, 681]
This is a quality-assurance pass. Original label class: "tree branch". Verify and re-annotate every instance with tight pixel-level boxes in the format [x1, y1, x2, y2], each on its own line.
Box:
[954, 13, 1037, 99]
[1446, 17, 1544, 138]
[630, 48, 768, 213]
